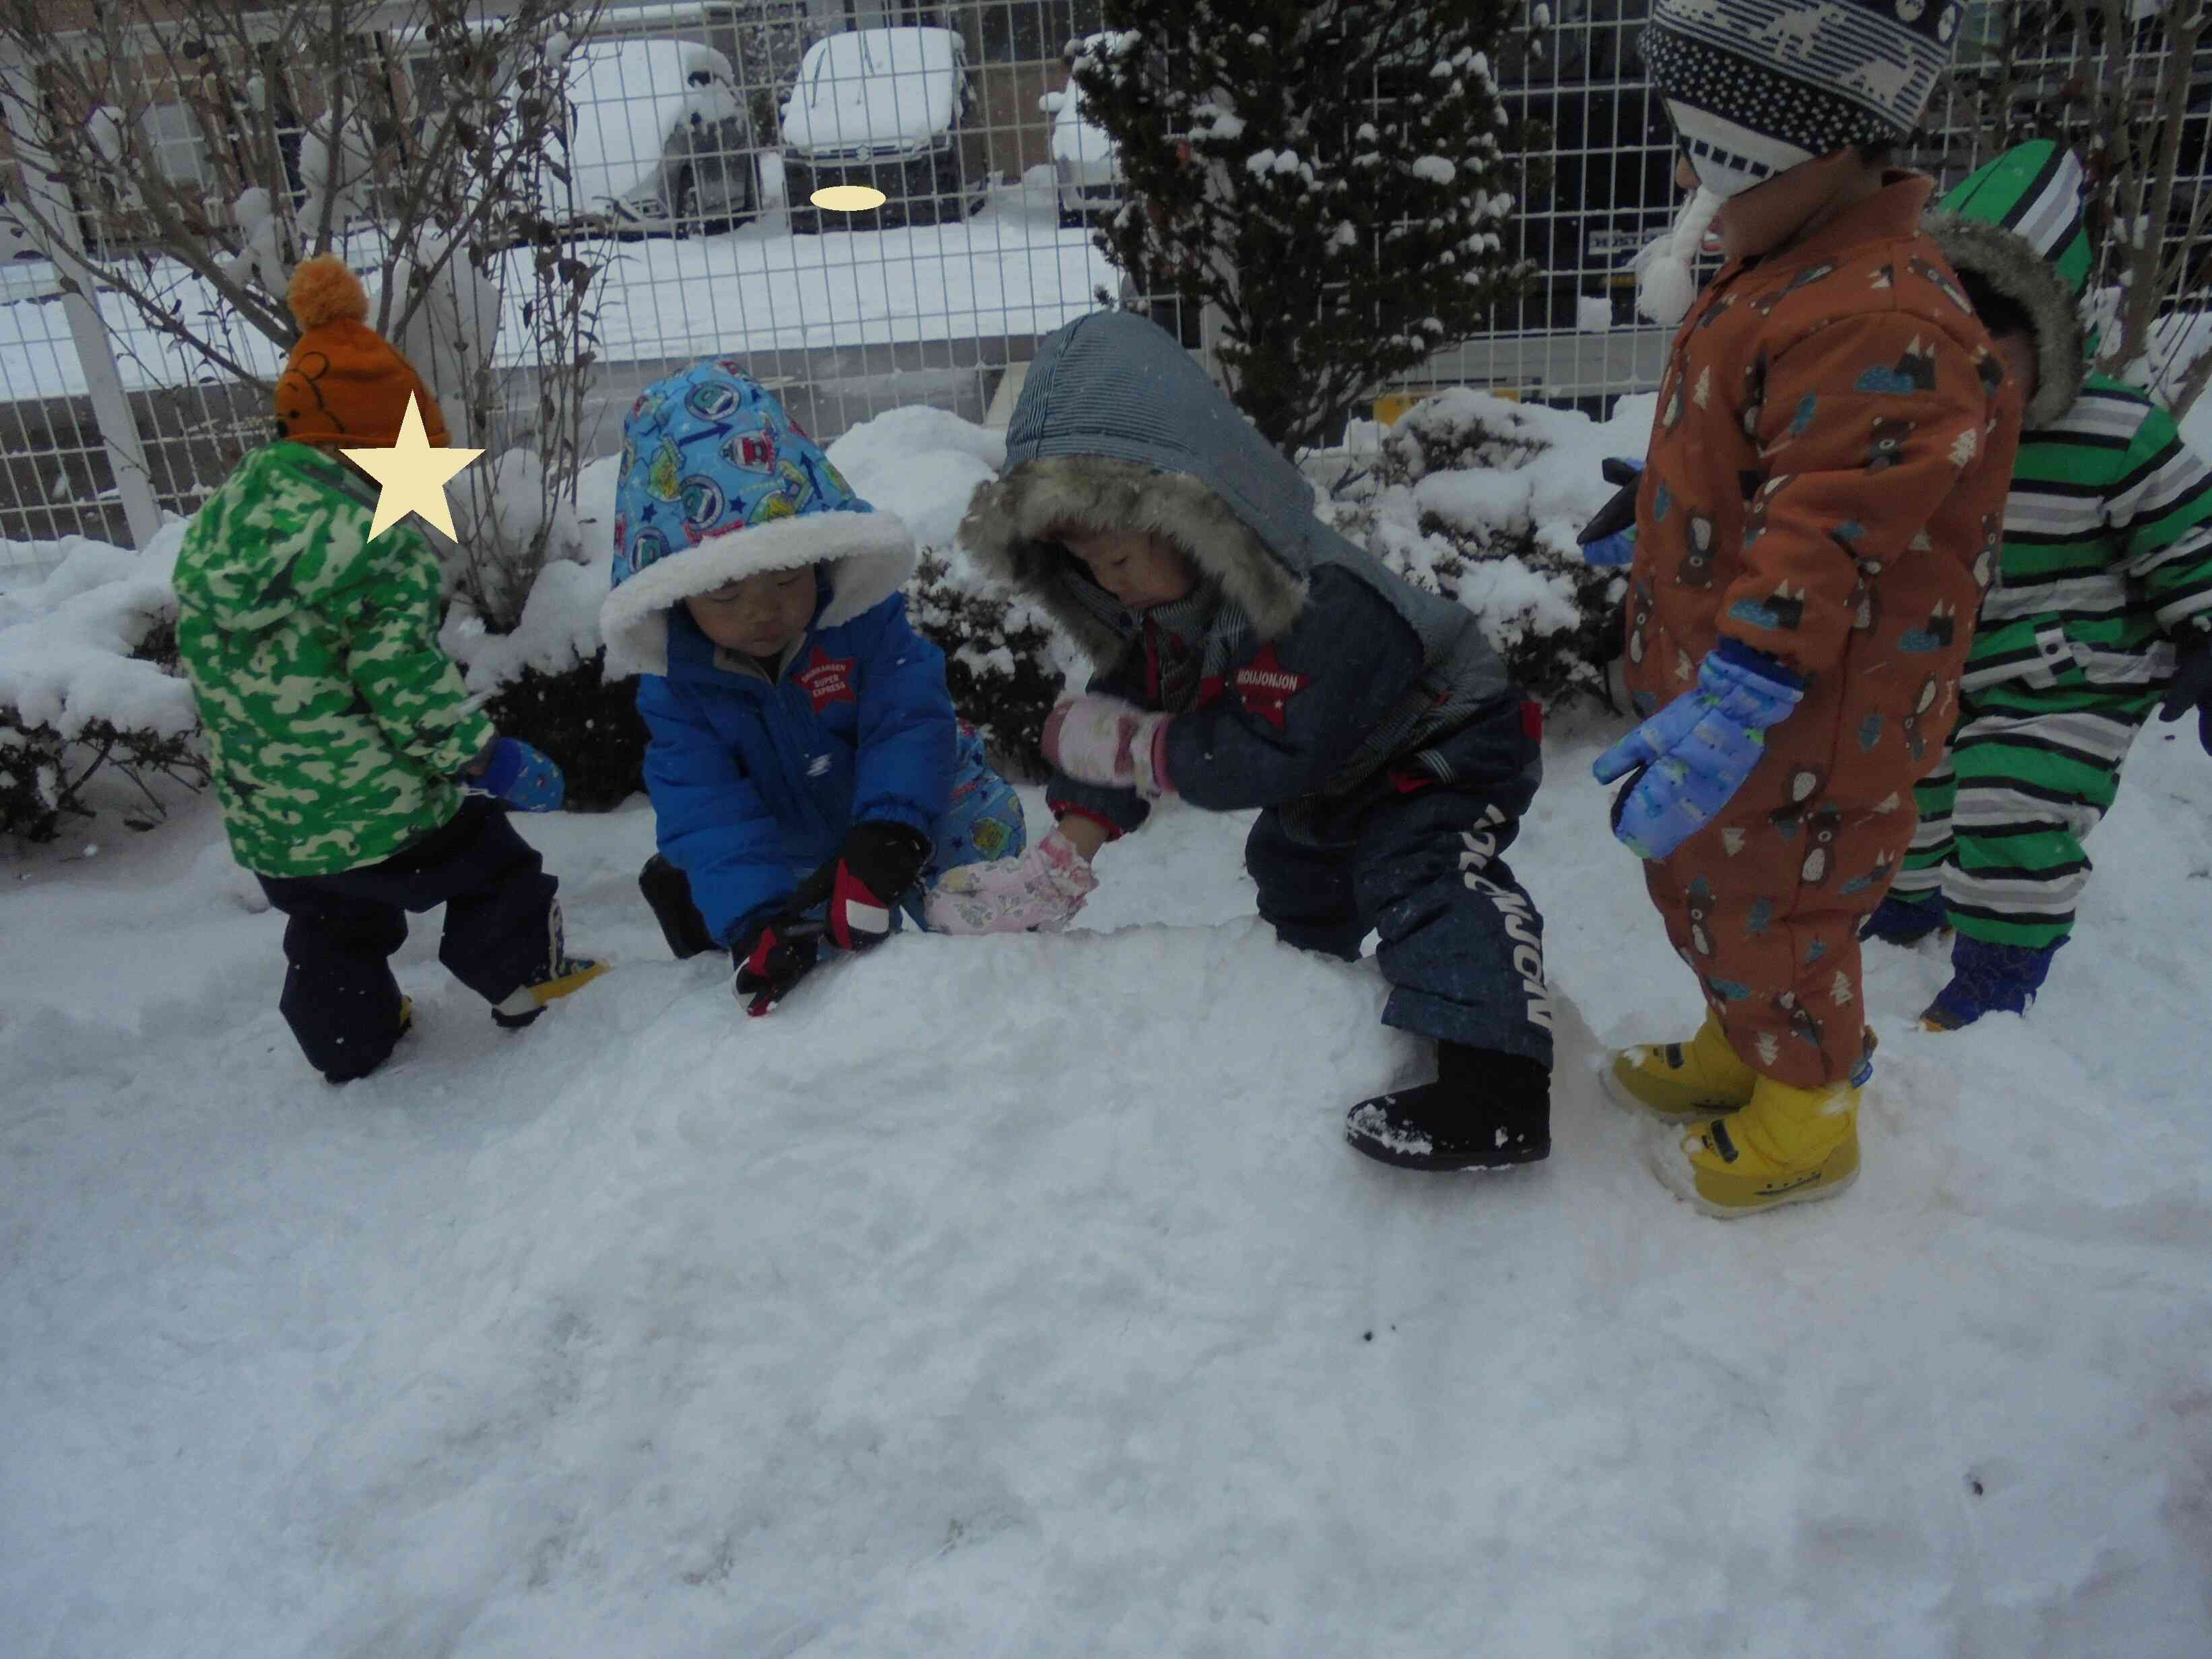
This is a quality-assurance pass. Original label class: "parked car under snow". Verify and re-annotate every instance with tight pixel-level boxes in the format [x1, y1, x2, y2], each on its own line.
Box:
[1043, 81, 1123, 229]
[543, 38, 758, 237]
[780, 27, 984, 233]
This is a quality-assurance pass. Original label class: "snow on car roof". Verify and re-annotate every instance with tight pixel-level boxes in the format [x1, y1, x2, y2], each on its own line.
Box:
[781, 27, 961, 156]
[560, 38, 738, 212]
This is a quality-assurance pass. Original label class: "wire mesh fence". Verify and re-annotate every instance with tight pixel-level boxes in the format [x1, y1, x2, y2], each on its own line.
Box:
[1, 0, 2207, 573]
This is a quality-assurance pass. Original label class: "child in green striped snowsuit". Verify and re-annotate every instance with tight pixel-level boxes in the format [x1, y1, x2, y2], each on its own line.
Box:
[1864, 141, 2212, 1027]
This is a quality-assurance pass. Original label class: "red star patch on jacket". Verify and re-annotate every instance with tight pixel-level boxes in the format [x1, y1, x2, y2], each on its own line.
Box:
[1233, 643, 1311, 731]
[795, 646, 856, 713]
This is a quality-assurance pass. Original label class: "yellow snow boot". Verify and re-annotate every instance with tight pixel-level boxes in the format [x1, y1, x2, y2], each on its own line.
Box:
[1654, 1071, 1861, 1218]
[491, 903, 610, 1029]
[1604, 1009, 1758, 1121]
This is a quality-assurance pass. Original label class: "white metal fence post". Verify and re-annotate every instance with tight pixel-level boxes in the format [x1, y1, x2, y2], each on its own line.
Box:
[0, 44, 165, 552]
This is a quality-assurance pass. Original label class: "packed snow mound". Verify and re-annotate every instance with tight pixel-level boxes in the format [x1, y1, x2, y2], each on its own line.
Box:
[4, 744, 2211, 1652]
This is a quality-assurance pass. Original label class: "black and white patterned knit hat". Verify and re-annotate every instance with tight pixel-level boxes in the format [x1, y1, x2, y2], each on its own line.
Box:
[1644, 0, 1967, 198]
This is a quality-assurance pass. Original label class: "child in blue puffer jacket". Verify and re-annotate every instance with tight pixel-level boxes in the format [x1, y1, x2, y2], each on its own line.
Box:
[600, 362, 1025, 1014]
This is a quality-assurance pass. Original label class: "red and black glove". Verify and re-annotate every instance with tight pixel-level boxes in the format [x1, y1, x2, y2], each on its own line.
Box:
[733, 909, 824, 1017]
[819, 821, 931, 951]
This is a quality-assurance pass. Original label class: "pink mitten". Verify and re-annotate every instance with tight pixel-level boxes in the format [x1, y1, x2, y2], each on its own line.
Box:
[923, 828, 1101, 935]
[1041, 694, 1174, 798]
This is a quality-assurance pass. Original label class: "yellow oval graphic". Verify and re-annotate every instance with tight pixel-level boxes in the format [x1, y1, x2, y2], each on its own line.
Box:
[810, 185, 888, 212]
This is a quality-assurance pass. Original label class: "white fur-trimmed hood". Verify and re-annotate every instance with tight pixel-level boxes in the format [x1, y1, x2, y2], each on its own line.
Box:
[599, 509, 915, 679]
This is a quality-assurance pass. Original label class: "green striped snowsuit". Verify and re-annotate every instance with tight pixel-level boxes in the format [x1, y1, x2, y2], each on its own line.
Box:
[1893, 148, 2212, 948]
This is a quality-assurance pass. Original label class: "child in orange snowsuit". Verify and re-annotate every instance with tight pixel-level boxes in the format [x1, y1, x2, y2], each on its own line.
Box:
[1599, 0, 2023, 1216]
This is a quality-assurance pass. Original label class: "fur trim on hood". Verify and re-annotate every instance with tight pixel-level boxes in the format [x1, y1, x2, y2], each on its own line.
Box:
[600, 513, 913, 679]
[1925, 213, 2085, 428]
[959, 455, 1305, 665]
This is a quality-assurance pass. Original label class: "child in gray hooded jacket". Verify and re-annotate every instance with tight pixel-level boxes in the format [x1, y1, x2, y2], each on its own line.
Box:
[935, 310, 1555, 1172]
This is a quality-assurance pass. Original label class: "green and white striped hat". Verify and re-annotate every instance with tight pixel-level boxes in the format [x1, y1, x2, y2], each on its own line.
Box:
[1937, 140, 2093, 298]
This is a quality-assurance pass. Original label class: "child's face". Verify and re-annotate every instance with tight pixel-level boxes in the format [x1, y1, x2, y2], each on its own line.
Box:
[1679, 148, 1881, 265]
[684, 566, 817, 659]
[1059, 527, 1198, 612]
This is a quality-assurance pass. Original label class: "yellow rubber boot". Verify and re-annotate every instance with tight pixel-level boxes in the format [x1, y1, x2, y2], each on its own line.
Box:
[1604, 1010, 1758, 1121]
[1654, 1072, 1861, 1218]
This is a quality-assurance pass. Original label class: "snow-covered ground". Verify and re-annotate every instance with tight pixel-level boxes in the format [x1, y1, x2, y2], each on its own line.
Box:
[5, 704, 2211, 1652]
[3, 351, 2210, 1655]
[0, 169, 1113, 399]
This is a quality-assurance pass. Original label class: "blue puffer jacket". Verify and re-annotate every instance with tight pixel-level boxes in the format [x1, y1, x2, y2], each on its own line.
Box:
[599, 358, 951, 946]
[639, 579, 955, 945]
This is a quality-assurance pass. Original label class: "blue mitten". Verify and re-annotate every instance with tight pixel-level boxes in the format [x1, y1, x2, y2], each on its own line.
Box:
[474, 738, 566, 812]
[1592, 641, 1804, 860]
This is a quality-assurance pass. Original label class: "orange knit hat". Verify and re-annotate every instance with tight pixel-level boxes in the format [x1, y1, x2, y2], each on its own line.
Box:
[273, 255, 451, 449]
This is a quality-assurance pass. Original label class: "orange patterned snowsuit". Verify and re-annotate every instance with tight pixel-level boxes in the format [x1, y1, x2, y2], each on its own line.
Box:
[1623, 176, 2023, 1088]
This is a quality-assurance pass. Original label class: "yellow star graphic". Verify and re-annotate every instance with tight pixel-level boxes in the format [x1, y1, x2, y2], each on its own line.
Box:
[344, 393, 484, 540]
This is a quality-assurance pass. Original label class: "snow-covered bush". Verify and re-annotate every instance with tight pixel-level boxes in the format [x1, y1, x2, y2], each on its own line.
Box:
[0, 531, 207, 843]
[905, 552, 1064, 779]
[1333, 389, 1650, 707]
[440, 534, 642, 811]
[445, 447, 591, 630]
[827, 407, 1070, 776]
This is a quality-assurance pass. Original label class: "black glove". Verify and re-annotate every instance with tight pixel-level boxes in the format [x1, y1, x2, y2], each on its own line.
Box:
[818, 821, 930, 952]
[2159, 635, 2212, 756]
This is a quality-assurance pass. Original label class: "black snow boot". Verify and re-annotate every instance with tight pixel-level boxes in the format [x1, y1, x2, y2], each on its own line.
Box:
[1344, 1045, 1551, 1172]
[639, 853, 721, 959]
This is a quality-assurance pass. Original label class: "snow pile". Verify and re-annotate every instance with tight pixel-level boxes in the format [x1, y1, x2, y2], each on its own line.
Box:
[1044, 82, 1121, 185]
[1336, 389, 1654, 703]
[0, 525, 193, 740]
[0, 535, 145, 622]
[3, 728, 2210, 1652]
[443, 553, 614, 697]
[826, 402, 1006, 552]
[0, 522, 203, 841]
[830, 404, 1067, 773]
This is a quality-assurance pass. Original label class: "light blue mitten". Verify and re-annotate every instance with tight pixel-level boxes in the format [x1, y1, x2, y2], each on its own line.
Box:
[1592, 641, 1803, 860]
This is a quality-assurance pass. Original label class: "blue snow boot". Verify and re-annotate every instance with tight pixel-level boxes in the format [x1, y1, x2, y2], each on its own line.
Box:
[1921, 936, 2063, 1031]
[1861, 890, 1948, 947]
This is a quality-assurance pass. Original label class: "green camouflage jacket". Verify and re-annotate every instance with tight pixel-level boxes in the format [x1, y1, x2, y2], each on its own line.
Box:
[174, 441, 494, 876]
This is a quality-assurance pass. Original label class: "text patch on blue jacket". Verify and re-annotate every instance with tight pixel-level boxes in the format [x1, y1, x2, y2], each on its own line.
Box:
[639, 591, 956, 944]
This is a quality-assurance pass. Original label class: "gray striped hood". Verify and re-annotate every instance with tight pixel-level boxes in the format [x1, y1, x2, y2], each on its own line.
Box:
[960, 309, 1332, 662]
[958, 310, 1509, 723]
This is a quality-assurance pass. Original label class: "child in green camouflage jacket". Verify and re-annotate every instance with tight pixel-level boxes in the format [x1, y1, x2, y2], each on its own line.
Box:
[172, 256, 604, 1082]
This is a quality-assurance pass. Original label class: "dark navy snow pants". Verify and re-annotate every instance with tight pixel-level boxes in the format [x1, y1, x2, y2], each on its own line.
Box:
[255, 798, 559, 1081]
[1245, 780, 1554, 1069]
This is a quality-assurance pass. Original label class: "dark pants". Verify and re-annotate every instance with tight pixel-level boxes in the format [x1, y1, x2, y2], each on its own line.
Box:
[1246, 784, 1555, 1068]
[255, 798, 560, 1081]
